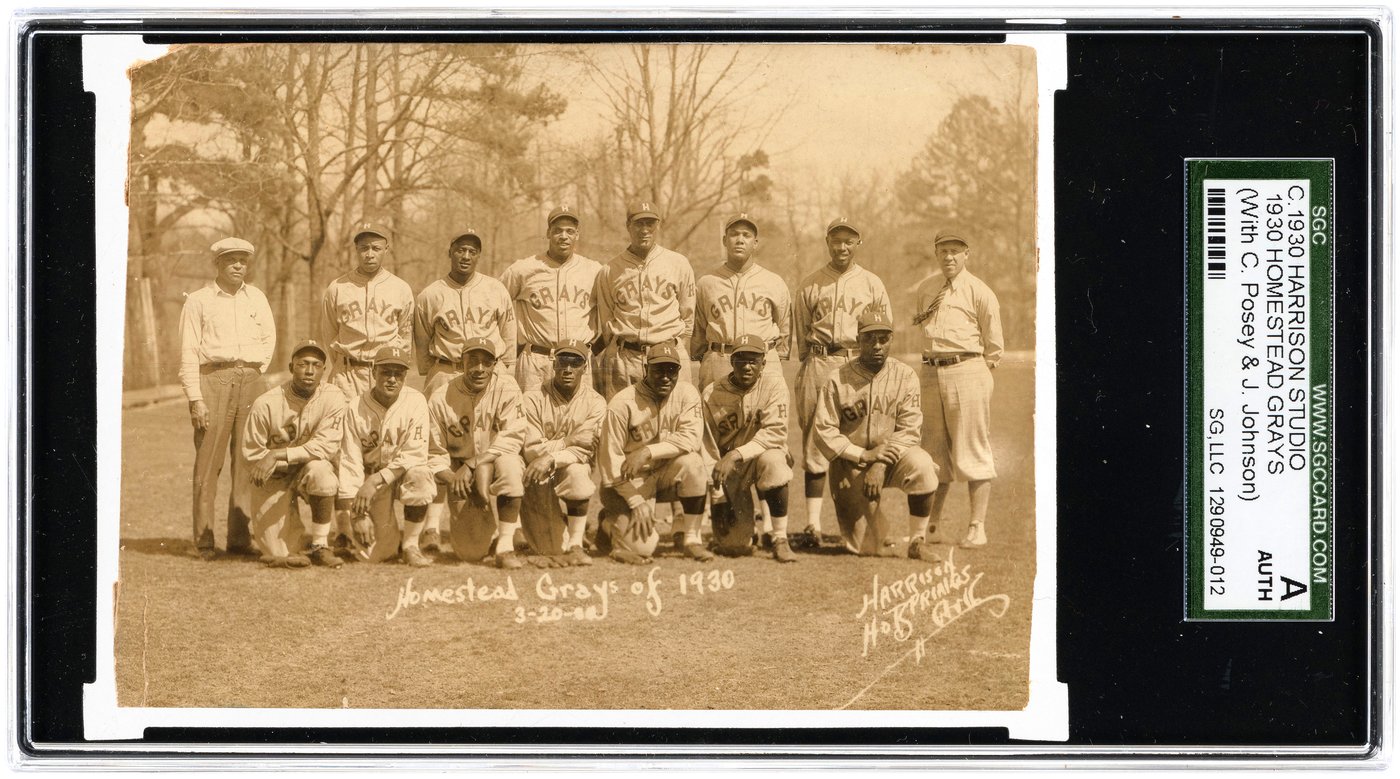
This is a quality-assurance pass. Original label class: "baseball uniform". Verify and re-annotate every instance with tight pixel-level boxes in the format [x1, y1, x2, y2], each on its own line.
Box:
[413, 272, 517, 396]
[594, 245, 696, 398]
[499, 251, 602, 391]
[811, 352, 938, 554]
[242, 379, 345, 558]
[701, 366, 794, 555]
[691, 261, 791, 388]
[793, 262, 890, 475]
[338, 384, 436, 561]
[426, 372, 528, 519]
[597, 370, 706, 558]
[322, 268, 414, 400]
[179, 238, 277, 556]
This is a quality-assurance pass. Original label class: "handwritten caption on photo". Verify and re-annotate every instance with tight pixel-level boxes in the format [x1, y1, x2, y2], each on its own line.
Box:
[855, 546, 1011, 658]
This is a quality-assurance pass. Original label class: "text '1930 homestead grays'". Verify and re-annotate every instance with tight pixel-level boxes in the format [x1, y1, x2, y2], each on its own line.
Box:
[1185, 159, 1334, 621]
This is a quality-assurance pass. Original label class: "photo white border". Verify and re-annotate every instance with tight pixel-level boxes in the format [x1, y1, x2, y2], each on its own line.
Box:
[79, 29, 1069, 744]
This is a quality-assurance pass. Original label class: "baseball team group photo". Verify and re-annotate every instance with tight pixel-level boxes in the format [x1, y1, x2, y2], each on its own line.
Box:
[114, 41, 1044, 714]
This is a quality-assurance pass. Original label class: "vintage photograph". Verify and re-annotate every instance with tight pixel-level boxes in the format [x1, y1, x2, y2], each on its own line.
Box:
[111, 40, 1042, 715]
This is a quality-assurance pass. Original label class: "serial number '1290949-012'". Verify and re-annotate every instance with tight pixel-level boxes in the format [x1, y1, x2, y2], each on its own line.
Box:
[1187, 159, 1333, 622]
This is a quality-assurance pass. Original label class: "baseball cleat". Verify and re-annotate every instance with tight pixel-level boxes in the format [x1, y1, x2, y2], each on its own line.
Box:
[225, 544, 259, 558]
[419, 529, 441, 554]
[264, 554, 311, 569]
[495, 550, 525, 570]
[960, 522, 988, 548]
[609, 548, 651, 565]
[308, 545, 343, 568]
[528, 554, 560, 569]
[401, 545, 432, 567]
[565, 547, 593, 566]
[908, 539, 933, 560]
[197, 548, 219, 562]
[790, 527, 821, 551]
[684, 543, 715, 562]
[771, 537, 798, 563]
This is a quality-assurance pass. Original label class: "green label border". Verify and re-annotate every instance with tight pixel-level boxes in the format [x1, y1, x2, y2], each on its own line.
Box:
[1184, 158, 1335, 621]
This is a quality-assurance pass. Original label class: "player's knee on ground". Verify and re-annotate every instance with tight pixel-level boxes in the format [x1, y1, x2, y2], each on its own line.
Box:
[753, 449, 793, 491]
[553, 462, 595, 502]
[889, 447, 939, 495]
[398, 465, 438, 506]
[670, 452, 709, 498]
[297, 459, 338, 497]
[490, 454, 526, 498]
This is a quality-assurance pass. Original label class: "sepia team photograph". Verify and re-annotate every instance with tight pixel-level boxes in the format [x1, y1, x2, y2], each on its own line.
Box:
[102, 38, 1056, 726]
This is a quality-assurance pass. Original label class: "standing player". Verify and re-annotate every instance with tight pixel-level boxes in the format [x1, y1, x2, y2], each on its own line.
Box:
[691, 213, 790, 388]
[913, 230, 1004, 548]
[792, 218, 891, 548]
[323, 221, 414, 401]
[413, 227, 517, 396]
[811, 305, 938, 558]
[499, 206, 602, 392]
[413, 228, 517, 554]
[596, 344, 711, 564]
[242, 340, 345, 568]
[520, 339, 608, 566]
[701, 335, 797, 563]
[593, 202, 696, 398]
[426, 338, 528, 569]
[337, 346, 437, 566]
[179, 236, 276, 560]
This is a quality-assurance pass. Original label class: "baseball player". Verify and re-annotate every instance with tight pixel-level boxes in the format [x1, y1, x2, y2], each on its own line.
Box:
[811, 305, 939, 558]
[499, 206, 603, 392]
[701, 335, 797, 563]
[691, 213, 790, 388]
[179, 236, 276, 560]
[913, 230, 1004, 548]
[596, 344, 711, 564]
[426, 337, 528, 569]
[337, 345, 437, 566]
[241, 339, 346, 568]
[792, 218, 891, 548]
[520, 339, 608, 566]
[593, 202, 696, 399]
[413, 228, 517, 554]
[322, 220, 414, 401]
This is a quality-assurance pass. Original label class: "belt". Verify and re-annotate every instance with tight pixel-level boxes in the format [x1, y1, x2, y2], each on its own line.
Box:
[527, 344, 553, 356]
[202, 360, 260, 371]
[617, 337, 677, 352]
[922, 352, 980, 367]
[707, 341, 776, 355]
[342, 355, 374, 367]
[812, 343, 857, 357]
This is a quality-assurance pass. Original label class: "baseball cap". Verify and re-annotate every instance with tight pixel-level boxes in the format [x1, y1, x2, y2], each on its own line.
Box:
[547, 206, 580, 227]
[351, 220, 390, 243]
[731, 334, 768, 355]
[290, 339, 327, 361]
[724, 213, 759, 235]
[554, 338, 590, 360]
[627, 201, 661, 223]
[462, 337, 497, 359]
[450, 228, 482, 248]
[373, 345, 411, 368]
[211, 237, 255, 258]
[826, 217, 861, 238]
[856, 304, 895, 334]
[645, 343, 682, 366]
[934, 230, 969, 246]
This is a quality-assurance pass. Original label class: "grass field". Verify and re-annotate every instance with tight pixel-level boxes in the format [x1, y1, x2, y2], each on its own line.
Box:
[114, 355, 1036, 712]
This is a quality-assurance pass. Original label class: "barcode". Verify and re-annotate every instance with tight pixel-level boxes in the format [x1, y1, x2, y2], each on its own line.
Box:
[1206, 187, 1227, 279]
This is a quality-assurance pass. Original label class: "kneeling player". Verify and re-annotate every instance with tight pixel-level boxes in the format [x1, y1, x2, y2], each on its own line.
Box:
[811, 306, 939, 557]
[702, 335, 797, 562]
[597, 344, 711, 564]
[521, 340, 607, 566]
[242, 339, 346, 568]
[338, 346, 437, 566]
[427, 337, 528, 569]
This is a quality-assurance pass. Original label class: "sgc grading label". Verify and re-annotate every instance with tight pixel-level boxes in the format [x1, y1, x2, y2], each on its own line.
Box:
[1185, 159, 1333, 621]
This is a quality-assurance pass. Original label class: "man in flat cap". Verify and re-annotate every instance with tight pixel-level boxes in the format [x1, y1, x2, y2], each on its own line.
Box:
[912, 230, 1004, 548]
[812, 304, 938, 557]
[596, 343, 711, 564]
[337, 345, 437, 566]
[791, 218, 891, 549]
[413, 227, 518, 553]
[323, 220, 415, 401]
[179, 236, 276, 560]
[593, 201, 696, 399]
[426, 337, 529, 569]
[691, 213, 791, 390]
[499, 206, 603, 393]
[241, 339, 345, 568]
